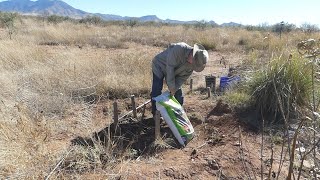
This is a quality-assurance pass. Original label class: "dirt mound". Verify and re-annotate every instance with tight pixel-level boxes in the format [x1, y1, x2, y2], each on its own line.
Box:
[208, 99, 232, 116]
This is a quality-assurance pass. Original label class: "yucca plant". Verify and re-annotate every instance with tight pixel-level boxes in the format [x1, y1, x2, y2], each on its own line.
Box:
[248, 53, 312, 122]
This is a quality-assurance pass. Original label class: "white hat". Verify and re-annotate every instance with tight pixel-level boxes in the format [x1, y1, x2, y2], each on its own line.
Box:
[192, 44, 208, 72]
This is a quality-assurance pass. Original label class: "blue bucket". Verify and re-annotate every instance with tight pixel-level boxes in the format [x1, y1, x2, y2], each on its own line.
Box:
[219, 76, 240, 91]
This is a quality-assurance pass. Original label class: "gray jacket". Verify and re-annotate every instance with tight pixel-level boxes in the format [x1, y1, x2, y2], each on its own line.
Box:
[152, 42, 193, 91]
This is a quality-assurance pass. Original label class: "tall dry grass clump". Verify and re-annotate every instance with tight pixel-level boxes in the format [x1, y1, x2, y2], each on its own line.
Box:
[247, 53, 312, 122]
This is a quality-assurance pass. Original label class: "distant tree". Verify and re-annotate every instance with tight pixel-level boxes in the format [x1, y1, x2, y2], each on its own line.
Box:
[47, 15, 69, 24]
[272, 21, 296, 34]
[0, 12, 18, 39]
[300, 23, 319, 33]
[194, 20, 209, 30]
[245, 23, 271, 32]
[245, 25, 256, 31]
[257, 23, 271, 31]
[125, 18, 139, 28]
[41, 10, 50, 23]
[79, 16, 104, 25]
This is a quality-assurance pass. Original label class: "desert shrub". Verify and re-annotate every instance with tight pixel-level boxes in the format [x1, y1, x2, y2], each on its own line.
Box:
[247, 54, 312, 122]
[194, 20, 209, 30]
[79, 16, 104, 25]
[245, 24, 271, 32]
[300, 23, 319, 34]
[0, 12, 19, 39]
[197, 38, 217, 50]
[238, 38, 248, 46]
[272, 22, 296, 34]
[125, 18, 139, 27]
[0, 12, 18, 27]
[47, 15, 69, 24]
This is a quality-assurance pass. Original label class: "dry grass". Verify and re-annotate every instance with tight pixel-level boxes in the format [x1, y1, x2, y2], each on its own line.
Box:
[0, 17, 166, 179]
[0, 16, 320, 179]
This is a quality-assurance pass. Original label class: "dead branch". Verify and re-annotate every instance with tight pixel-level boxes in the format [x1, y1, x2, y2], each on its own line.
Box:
[45, 147, 74, 180]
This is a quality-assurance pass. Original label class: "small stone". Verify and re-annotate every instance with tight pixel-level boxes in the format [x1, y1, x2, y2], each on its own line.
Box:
[303, 160, 314, 169]
[295, 147, 306, 153]
[207, 159, 220, 170]
[191, 149, 197, 156]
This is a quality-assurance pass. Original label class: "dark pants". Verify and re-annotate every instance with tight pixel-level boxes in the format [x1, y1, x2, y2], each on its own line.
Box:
[151, 73, 184, 115]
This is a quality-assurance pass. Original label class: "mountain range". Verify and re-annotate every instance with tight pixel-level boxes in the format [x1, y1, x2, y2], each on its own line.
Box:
[0, 0, 241, 26]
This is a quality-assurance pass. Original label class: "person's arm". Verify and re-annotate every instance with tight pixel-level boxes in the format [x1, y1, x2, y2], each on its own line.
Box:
[166, 45, 183, 94]
[175, 71, 193, 90]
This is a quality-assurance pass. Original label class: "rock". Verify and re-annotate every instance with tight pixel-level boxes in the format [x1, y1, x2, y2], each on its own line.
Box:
[295, 147, 306, 153]
[207, 159, 220, 170]
[288, 130, 295, 138]
[303, 160, 314, 169]
[191, 149, 197, 156]
[163, 167, 190, 179]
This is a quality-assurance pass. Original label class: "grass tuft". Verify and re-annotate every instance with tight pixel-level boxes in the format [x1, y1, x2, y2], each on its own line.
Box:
[248, 54, 312, 121]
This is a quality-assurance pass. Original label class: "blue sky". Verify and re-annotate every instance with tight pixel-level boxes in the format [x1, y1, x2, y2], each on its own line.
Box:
[4, 0, 320, 26]
[60, 0, 320, 26]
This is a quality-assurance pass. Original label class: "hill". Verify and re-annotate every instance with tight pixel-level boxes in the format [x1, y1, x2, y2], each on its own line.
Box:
[0, 0, 89, 18]
[0, 0, 223, 25]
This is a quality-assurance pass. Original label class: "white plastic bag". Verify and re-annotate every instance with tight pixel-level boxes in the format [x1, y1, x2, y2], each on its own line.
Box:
[153, 91, 194, 146]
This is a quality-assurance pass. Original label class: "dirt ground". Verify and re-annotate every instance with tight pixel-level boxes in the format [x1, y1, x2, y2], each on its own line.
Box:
[69, 93, 290, 179]
[90, 98, 289, 180]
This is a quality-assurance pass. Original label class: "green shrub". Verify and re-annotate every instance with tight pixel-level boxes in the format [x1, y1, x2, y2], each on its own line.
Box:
[225, 91, 252, 111]
[125, 19, 139, 27]
[197, 39, 217, 50]
[79, 16, 104, 25]
[194, 20, 209, 30]
[47, 15, 69, 24]
[272, 22, 296, 34]
[0, 12, 18, 39]
[248, 54, 312, 121]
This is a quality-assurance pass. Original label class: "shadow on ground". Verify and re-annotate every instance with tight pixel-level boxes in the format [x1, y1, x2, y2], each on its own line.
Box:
[71, 117, 181, 158]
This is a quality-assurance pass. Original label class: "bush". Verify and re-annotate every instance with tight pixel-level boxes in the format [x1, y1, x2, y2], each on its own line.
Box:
[125, 18, 139, 27]
[194, 20, 209, 30]
[0, 12, 18, 39]
[225, 91, 252, 111]
[300, 23, 319, 33]
[245, 23, 271, 32]
[272, 22, 296, 34]
[197, 38, 217, 50]
[47, 15, 69, 24]
[79, 16, 104, 25]
[248, 54, 312, 122]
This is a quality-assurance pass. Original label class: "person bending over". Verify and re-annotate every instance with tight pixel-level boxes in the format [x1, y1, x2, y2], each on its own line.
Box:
[151, 42, 209, 115]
